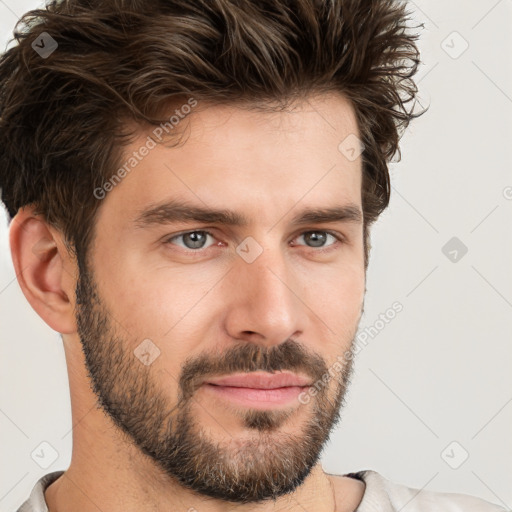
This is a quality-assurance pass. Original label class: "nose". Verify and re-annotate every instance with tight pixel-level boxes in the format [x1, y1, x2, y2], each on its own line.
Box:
[222, 242, 306, 347]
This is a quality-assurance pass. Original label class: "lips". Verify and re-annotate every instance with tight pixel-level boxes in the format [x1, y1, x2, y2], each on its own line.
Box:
[204, 371, 312, 389]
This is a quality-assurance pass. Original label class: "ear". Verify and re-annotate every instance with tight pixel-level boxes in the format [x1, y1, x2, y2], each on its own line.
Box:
[9, 206, 78, 334]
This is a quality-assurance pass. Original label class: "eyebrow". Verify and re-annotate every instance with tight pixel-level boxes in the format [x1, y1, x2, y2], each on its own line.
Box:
[133, 198, 363, 229]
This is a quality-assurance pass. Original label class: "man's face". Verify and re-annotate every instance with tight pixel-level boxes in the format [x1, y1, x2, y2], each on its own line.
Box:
[75, 92, 366, 503]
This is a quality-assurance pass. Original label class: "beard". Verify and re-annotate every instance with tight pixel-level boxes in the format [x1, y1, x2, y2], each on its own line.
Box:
[74, 261, 357, 504]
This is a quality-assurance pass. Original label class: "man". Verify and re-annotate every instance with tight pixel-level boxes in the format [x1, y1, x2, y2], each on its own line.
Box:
[0, 0, 506, 511]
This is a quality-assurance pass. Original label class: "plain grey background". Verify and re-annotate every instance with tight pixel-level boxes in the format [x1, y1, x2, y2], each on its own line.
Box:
[1, 1, 511, 510]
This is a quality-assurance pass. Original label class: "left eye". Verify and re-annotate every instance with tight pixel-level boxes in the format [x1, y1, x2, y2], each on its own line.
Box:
[165, 230, 342, 251]
[293, 231, 340, 249]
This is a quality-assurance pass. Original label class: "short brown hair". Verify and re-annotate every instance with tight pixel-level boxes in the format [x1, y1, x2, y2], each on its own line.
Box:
[0, 0, 424, 271]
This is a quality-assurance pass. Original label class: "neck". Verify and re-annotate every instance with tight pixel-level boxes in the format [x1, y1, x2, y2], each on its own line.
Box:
[46, 342, 364, 512]
[45, 455, 341, 512]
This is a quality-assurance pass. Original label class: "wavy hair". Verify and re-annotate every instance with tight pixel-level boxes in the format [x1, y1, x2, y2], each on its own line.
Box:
[0, 0, 424, 270]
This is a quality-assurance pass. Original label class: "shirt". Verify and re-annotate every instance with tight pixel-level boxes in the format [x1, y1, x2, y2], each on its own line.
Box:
[16, 469, 509, 511]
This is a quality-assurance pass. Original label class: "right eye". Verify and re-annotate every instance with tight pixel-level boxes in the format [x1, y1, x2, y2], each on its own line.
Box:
[163, 230, 218, 251]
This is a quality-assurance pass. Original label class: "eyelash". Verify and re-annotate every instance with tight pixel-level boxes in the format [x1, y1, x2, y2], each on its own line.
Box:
[163, 229, 345, 255]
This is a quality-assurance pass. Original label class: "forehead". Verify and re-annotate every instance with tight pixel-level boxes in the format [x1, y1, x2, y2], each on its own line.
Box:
[98, 92, 363, 228]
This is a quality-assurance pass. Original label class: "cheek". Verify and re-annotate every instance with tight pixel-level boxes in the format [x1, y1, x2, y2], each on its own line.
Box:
[304, 262, 364, 315]
[101, 267, 221, 347]
[302, 264, 364, 351]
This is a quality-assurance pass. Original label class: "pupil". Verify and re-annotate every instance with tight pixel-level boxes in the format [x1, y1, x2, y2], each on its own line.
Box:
[307, 232, 326, 247]
[185, 232, 206, 249]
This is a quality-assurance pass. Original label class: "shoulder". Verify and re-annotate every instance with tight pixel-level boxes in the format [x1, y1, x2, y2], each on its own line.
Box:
[332, 470, 509, 512]
[17, 471, 64, 512]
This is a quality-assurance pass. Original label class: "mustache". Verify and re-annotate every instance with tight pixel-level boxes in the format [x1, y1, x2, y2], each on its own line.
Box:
[178, 338, 329, 401]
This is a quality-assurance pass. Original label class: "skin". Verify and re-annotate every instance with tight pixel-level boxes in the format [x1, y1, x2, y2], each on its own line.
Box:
[10, 91, 367, 512]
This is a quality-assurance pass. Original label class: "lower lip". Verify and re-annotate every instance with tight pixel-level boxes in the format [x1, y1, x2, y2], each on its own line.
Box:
[201, 383, 308, 409]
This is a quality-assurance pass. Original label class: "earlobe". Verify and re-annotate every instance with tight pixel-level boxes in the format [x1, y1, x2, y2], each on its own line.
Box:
[8, 207, 78, 334]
